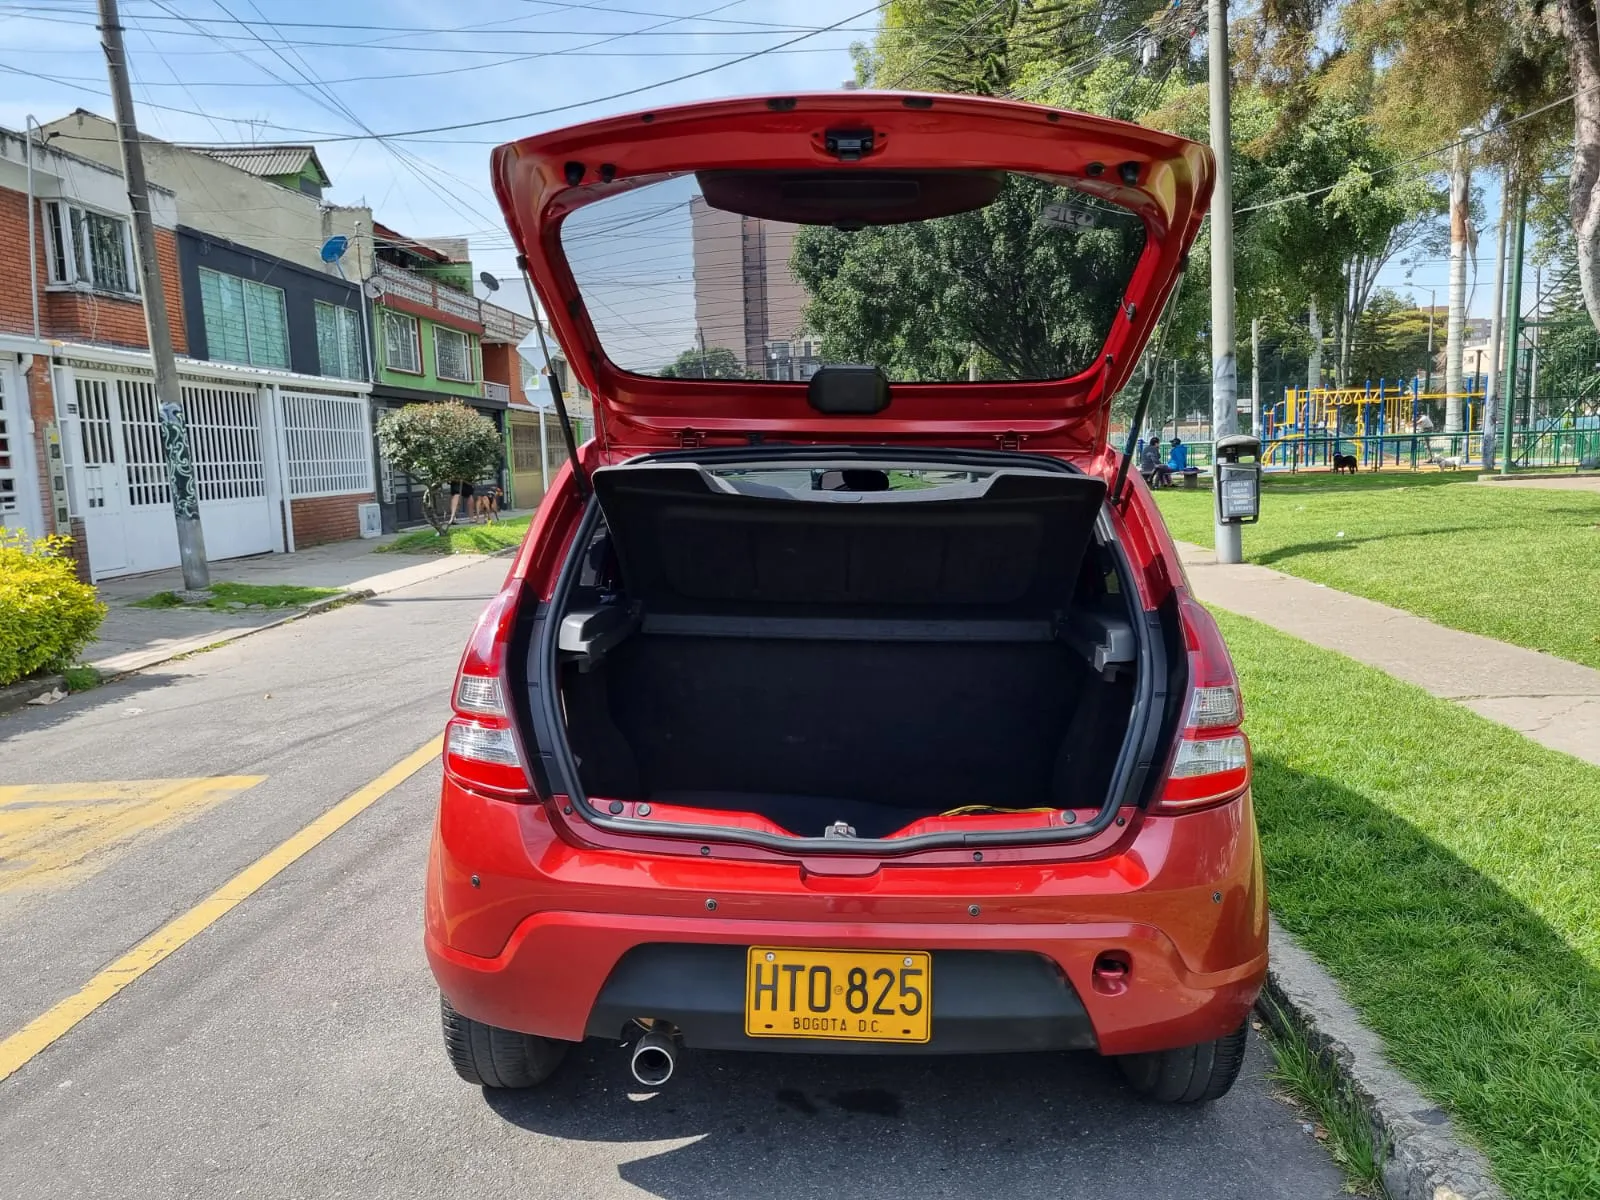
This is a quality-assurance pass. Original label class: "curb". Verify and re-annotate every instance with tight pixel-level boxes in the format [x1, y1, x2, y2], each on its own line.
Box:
[0, 674, 68, 717]
[85, 551, 496, 681]
[1260, 919, 1505, 1200]
[90, 588, 377, 680]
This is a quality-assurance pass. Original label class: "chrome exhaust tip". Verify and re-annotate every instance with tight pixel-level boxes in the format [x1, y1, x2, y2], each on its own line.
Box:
[630, 1028, 677, 1087]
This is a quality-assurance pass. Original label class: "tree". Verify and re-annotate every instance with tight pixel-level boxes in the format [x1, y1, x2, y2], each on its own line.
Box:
[859, 1, 1165, 96]
[1345, 290, 1436, 382]
[791, 175, 1145, 381]
[375, 402, 502, 534]
[658, 346, 747, 379]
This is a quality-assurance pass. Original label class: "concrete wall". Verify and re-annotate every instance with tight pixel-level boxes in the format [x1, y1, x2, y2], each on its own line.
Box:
[690, 197, 747, 367]
[689, 196, 806, 373]
[40, 112, 372, 278]
[763, 220, 807, 345]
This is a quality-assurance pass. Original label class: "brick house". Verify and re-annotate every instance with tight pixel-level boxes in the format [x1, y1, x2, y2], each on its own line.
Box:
[1, 119, 379, 578]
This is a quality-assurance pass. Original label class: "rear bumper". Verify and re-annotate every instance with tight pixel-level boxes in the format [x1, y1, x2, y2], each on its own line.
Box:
[425, 783, 1268, 1058]
[426, 911, 1265, 1057]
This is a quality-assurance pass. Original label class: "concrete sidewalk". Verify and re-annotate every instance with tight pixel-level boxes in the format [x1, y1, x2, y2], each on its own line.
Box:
[1178, 542, 1600, 767]
[87, 536, 507, 676]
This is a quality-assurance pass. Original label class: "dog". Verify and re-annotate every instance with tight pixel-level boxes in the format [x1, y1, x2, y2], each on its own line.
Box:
[1426, 454, 1464, 471]
[1332, 454, 1358, 475]
[472, 485, 503, 523]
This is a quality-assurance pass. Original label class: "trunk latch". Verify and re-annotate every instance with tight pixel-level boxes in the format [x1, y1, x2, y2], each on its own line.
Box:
[823, 128, 875, 161]
[997, 431, 1026, 450]
[823, 821, 857, 839]
[678, 428, 704, 449]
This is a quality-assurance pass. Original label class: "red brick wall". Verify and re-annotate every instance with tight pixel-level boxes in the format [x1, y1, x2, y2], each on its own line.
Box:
[0, 188, 39, 337]
[290, 492, 374, 547]
[0, 187, 186, 352]
[481, 342, 527, 407]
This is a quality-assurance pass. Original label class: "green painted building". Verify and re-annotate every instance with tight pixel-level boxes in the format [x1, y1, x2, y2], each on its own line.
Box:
[367, 224, 504, 530]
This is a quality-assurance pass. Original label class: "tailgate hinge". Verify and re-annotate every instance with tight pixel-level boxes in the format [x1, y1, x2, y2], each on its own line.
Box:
[997, 431, 1027, 451]
[678, 428, 705, 449]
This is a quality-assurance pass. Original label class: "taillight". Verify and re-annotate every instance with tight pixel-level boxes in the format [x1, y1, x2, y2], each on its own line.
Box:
[443, 583, 536, 800]
[1153, 596, 1250, 813]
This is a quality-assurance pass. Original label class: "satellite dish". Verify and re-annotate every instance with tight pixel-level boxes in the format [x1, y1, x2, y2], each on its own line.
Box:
[319, 235, 349, 263]
[479, 271, 500, 292]
[362, 278, 382, 300]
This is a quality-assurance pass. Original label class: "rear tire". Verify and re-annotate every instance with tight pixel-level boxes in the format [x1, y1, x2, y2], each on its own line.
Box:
[1116, 1019, 1250, 1103]
[440, 994, 568, 1089]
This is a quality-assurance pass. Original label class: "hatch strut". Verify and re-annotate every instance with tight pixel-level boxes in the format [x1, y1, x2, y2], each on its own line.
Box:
[1111, 271, 1186, 507]
[518, 255, 591, 501]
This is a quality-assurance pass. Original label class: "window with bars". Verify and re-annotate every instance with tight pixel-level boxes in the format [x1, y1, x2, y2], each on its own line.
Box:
[383, 311, 421, 374]
[510, 420, 542, 472]
[434, 325, 474, 382]
[281, 392, 372, 496]
[45, 202, 138, 295]
[315, 302, 365, 379]
[198, 268, 289, 369]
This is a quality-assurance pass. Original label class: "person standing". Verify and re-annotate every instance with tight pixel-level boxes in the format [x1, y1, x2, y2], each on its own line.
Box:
[447, 478, 475, 528]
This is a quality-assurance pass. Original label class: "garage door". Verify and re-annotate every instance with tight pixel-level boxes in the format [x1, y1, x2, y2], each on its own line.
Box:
[74, 371, 279, 578]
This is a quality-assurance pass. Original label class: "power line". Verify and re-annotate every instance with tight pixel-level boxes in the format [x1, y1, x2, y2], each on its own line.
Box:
[301, 1, 892, 143]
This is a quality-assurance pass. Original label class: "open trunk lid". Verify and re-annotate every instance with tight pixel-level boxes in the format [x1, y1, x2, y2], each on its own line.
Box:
[491, 92, 1213, 456]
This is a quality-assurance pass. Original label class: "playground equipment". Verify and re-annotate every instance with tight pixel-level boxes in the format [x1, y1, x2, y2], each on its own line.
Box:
[1265, 382, 1484, 469]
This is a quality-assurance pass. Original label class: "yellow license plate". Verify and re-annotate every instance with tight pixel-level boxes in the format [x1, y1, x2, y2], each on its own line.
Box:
[744, 947, 932, 1043]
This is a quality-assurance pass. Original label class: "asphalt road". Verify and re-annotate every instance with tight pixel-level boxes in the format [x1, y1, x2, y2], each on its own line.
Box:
[0, 557, 1348, 1199]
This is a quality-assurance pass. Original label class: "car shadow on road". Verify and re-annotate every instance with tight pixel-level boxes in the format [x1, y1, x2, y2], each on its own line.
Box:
[484, 1040, 1344, 1199]
[0, 668, 183, 743]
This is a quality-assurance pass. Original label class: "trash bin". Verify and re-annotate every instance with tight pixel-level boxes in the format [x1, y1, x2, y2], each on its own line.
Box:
[1214, 434, 1261, 525]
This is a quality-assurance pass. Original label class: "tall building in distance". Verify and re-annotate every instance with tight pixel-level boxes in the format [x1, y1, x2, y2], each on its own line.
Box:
[689, 196, 821, 381]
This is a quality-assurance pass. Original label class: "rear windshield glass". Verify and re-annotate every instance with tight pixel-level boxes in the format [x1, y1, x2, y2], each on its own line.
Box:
[560, 171, 1146, 384]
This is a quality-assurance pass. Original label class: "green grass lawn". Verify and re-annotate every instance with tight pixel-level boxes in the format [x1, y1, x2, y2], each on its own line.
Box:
[132, 582, 343, 611]
[375, 515, 532, 556]
[1156, 475, 1600, 669]
[1223, 610, 1600, 1197]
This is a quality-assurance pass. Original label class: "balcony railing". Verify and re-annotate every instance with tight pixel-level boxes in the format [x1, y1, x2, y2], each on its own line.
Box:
[482, 380, 511, 405]
[374, 261, 481, 327]
[481, 302, 532, 345]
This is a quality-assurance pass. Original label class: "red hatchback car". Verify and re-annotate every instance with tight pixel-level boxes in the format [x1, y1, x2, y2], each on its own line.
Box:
[425, 92, 1266, 1103]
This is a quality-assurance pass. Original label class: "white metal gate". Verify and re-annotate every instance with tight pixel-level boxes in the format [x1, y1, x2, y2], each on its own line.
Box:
[177, 381, 276, 561]
[71, 369, 279, 578]
[74, 375, 131, 574]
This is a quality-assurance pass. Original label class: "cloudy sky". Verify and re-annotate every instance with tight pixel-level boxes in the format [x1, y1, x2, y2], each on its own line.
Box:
[0, 0, 877, 298]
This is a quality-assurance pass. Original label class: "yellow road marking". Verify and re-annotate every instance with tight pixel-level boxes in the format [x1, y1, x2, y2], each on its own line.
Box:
[0, 736, 442, 1085]
[0, 777, 267, 894]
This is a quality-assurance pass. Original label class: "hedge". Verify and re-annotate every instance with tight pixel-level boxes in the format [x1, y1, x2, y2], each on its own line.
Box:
[0, 530, 106, 686]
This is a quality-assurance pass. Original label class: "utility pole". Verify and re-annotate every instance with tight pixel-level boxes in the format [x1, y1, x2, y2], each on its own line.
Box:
[1208, 0, 1241, 563]
[1307, 297, 1322, 393]
[96, 0, 209, 592]
[1425, 287, 1435, 394]
[1172, 359, 1179, 439]
[1445, 138, 1471, 432]
[1250, 316, 1261, 440]
[1482, 180, 1511, 472]
[1502, 187, 1527, 475]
